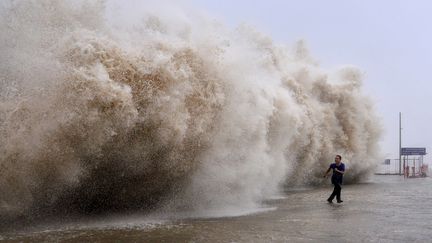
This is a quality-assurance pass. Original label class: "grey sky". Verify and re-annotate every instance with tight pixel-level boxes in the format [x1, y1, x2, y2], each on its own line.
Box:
[190, 0, 432, 162]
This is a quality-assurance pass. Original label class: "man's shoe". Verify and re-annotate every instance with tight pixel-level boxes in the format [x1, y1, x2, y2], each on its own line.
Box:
[327, 199, 333, 203]
[337, 200, 343, 203]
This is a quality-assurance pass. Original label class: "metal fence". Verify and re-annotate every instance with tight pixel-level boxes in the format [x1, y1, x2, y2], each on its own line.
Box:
[376, 159, 400, 175]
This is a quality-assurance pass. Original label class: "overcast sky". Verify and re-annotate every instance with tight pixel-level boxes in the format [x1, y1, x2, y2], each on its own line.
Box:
[190, 0, 432, 162]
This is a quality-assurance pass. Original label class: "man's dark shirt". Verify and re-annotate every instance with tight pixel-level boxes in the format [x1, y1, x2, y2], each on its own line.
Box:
[329, 162, 345, 184]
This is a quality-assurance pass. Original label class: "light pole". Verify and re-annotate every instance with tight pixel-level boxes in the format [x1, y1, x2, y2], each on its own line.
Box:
[399, 112, 402, 175]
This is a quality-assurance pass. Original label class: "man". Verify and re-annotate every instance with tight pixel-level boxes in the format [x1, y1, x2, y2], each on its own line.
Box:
[323, 155, 345, 203]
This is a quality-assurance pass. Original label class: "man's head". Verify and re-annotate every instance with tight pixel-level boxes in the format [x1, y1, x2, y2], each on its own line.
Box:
[335, 155, 342, 164]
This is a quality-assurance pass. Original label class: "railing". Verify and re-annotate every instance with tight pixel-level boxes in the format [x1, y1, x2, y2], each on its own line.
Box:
[375, 158, 428, 177]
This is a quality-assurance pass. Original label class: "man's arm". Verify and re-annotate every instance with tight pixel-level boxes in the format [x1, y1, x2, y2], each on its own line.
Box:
[323, 167, 332, 177]
[334, 168, 345, 174]
[335, 164, 345, 174]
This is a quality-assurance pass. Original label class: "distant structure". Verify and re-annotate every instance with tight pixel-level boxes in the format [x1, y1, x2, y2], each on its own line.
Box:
[377, 113, 428, 177]
[391, 112, 428, 178]
[377, 148, 428, 177]
[401, 147, 427, 178]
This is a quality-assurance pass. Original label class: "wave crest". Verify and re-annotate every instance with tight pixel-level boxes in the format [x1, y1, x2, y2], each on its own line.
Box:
[0, 0, 381, 220]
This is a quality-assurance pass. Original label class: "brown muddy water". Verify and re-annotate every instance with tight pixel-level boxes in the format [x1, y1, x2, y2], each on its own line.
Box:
[2, 175, 432, 242]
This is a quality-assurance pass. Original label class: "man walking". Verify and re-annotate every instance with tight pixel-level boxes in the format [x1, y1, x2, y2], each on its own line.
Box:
[323, 155, 345, 203]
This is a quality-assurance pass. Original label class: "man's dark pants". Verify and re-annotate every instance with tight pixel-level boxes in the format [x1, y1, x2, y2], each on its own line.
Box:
[328, 181, 342, 202]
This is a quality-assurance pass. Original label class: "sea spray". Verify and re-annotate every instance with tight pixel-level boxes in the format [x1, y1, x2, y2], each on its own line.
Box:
[0, 0, 381, 220]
